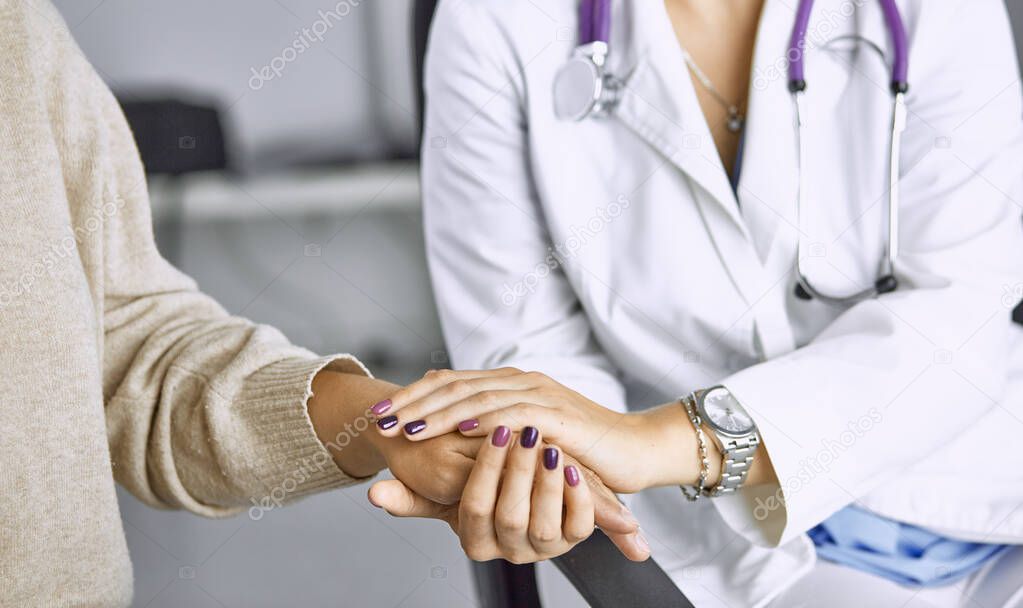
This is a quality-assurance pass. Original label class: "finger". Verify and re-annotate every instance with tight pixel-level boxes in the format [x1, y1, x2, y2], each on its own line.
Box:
[450, 434, 486, 459]
[562, 464, 595, 544]
[528, 445, 567, 555]
[395, 375, 544, 427]
[462, 407, 599, 461]
[368, 479, 455, 525]
[458, 425, 513, 561]
[565, 458, 639, 535]
[397, 391, 544, 441]
[373, 368, 522, 422]
[566, 462, 650, 562]
[493, 426, 542, 560]
[604, 529, 652, 562]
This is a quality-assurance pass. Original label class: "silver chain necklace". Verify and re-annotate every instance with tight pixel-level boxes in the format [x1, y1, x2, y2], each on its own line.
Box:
[680, 48, 745, 133]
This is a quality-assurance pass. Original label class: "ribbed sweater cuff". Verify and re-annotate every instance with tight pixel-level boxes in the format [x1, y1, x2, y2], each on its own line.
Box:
[236, 355, 374, 507]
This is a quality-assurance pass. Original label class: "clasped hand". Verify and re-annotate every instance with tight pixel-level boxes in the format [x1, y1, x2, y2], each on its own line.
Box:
[367, 368, 701, 564]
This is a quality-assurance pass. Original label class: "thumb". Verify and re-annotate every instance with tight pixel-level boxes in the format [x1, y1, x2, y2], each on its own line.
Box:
[578, 462, 639, 535]
[368, 479, 453, 523]
[580, 463, 651, 561]
[604, 529, 652, 562]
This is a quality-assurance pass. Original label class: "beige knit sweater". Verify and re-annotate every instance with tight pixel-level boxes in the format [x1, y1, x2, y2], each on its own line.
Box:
[0, 3, 369, 605]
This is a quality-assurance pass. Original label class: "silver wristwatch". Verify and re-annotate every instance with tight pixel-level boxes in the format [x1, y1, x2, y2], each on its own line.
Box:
[694, 385, 760, 496]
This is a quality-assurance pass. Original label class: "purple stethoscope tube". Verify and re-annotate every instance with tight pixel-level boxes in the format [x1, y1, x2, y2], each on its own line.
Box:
[579, 0, 611, 45]
[579, 0, 910, 93]
[788, 0, 909, 92]
[566, 0, 911, 302]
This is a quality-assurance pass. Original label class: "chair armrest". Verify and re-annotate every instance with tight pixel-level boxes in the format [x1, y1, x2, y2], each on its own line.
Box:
[552, 529, 694, 608]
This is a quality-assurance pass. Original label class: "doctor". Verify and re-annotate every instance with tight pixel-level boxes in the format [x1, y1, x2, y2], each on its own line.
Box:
[412, 0, 1023, 605]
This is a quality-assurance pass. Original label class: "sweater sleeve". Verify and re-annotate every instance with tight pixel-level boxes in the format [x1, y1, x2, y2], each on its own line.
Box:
[41, 7, 372, 517]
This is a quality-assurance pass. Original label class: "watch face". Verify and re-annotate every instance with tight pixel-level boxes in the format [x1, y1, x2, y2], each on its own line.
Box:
[700, 387, 754, 435]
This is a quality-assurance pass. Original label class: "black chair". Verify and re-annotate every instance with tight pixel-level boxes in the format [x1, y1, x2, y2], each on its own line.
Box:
[412, 3, 693, 606]
[117, 95, 231, 266]
[119, 97, 229, 176]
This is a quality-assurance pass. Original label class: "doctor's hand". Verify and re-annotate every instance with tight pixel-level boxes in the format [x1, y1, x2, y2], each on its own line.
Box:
[373, 368, 725, 494]
[370, 426, 650, 563]
[373, 427, 591, 563]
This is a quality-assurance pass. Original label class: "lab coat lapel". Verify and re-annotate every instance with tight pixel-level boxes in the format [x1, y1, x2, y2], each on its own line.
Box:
[613, 0, 797, 356]
[735, 0, 802, 268]
[613, 1, 746, 236]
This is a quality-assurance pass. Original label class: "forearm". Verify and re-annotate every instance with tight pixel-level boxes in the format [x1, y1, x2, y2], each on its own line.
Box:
[635, 401, 777, 490]
[307, 371, 399, 478]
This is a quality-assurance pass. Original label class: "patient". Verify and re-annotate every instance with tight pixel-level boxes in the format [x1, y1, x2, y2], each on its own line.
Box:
[0, 4, 644, 606]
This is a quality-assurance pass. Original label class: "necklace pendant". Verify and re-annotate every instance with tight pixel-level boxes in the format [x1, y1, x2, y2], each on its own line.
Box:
[726, 111, 744, 134]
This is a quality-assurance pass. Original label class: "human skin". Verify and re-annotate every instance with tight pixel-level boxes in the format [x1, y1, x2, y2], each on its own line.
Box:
[305, 370, 650, 561]
[373, 368, 778, 495]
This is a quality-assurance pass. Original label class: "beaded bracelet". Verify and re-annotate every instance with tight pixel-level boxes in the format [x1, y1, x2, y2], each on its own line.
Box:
[679, 393, 710, 502]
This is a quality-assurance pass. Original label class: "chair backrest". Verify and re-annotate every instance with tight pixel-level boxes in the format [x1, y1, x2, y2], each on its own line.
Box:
[411, 2, 693, 607]
[413, 0, 439, 138]
[118, 97, 229, 176]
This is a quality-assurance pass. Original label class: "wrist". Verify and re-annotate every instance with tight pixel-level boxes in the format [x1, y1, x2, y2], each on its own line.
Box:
[307, 371, 398, 478]
[634, 401, 723, 489]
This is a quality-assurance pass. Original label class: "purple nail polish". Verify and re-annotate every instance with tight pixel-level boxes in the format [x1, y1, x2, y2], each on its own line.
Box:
[492, 426, 511, 447]
[458, 419, 479, 432]
[370, 399, 391, 416]
[543, 447, 559, 470]
[404, 420, 426, 435]
[377, 415, 398, 430]
[520, 426, 539, 448]
[565, 465, 580, 487]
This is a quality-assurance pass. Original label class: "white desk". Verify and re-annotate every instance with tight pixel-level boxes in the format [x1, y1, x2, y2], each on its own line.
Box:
[148, 161, 420, 222]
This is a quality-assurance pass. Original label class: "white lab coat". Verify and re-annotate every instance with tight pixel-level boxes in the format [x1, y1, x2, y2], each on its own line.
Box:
[421, 0, 1023, 605]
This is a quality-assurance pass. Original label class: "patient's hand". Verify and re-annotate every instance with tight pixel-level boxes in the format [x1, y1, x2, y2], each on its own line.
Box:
[374, 427, 591, 562]
[373, 431, 480, 505]
[371, 426, 649, 563]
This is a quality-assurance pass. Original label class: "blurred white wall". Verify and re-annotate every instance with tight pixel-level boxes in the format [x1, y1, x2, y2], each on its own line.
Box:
[40, 1, 1023, 607]
[52, 0, 418, 170]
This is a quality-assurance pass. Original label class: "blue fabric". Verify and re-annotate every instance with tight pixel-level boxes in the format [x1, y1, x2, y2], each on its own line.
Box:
[727, 130, 1007, 588]
[729, 128, 746, 196]
[809, 506, 1009, 586]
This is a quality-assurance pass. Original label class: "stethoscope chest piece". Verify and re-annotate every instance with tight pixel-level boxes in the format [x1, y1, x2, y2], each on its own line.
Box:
[553, 0, 618, 122]
[553, 42, 619, 121]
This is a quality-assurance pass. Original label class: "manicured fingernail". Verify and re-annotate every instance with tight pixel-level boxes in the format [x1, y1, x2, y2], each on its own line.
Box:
[377, 415, 398, 430]
[404, 420, 426, 435]
[565, 465, 580, 487]
[635, 530, 650, 553]
[520, 426, 539, 448]
[458, 419, 479, 432]
[492, 426, 511, 447]
[370, 399, 391, 416]
[543, 447, 559, 470]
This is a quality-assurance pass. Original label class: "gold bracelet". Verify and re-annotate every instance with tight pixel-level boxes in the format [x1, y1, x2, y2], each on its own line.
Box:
[679, 393, 710, 502]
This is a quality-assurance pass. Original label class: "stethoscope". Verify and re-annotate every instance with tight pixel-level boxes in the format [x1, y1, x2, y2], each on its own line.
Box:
[552, 0, 910, 305]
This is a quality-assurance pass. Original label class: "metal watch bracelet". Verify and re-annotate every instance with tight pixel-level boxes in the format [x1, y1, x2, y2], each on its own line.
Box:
[704, 433, 759, 497]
